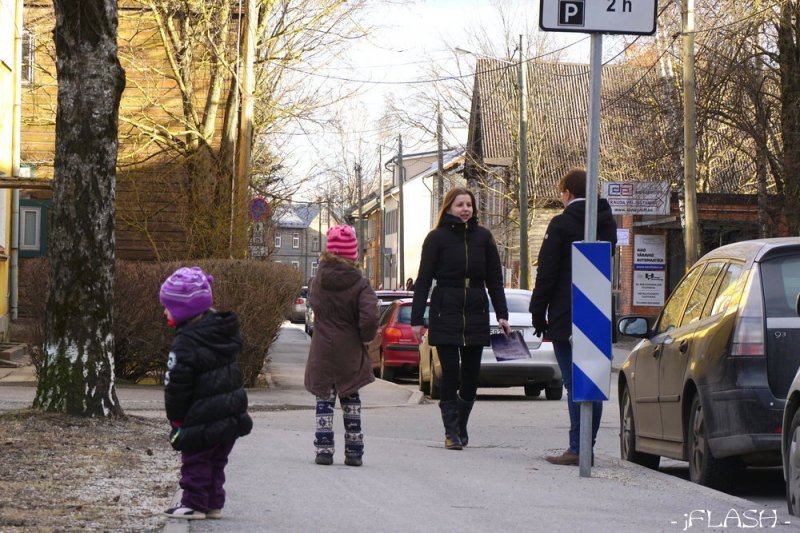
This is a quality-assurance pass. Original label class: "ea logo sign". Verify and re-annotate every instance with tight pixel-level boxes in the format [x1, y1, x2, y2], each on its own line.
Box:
[558, 0, 585, 26]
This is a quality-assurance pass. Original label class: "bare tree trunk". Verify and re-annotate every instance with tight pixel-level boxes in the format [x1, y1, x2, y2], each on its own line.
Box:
[34, 0, 125, 416]
[779, 2, 800, 235]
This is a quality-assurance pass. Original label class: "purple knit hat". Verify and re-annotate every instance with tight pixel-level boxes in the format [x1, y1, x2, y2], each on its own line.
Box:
[159, 266, 214, 324]
[326, 225, 358, 261]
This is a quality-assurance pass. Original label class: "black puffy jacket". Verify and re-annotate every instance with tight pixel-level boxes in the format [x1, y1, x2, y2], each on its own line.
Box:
[411, 213, 508, 346]
[164, 310, 253, 452]
[529, 199, 617, 342]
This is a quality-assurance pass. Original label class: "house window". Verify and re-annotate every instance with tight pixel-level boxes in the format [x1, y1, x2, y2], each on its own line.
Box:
[20, 206, 41, 251]
[385, 208, 398, 235]
[292, 233, 299, 248]
[311, 261, 318, 276]
[275, 234, 281, 248]
[321, 209, 329, 224]
[21, 30, 34, 84]
[291, 261, 300, 270]
[312, 236, 320, 252]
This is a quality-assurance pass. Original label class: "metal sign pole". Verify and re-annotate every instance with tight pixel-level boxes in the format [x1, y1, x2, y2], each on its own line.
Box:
[579, 32, 603, 479]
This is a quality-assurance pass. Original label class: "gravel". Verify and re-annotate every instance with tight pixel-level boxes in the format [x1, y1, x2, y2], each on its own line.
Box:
[0, 409, 179, 532]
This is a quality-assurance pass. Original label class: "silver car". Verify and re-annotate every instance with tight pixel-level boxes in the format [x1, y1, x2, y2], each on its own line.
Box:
[418, 288, 562, 399]
[289, 286, 308, 323]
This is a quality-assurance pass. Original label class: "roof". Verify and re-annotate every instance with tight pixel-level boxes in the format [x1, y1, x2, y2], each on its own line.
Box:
[467, 59, 756, 199]
[274, 203, 321, 229]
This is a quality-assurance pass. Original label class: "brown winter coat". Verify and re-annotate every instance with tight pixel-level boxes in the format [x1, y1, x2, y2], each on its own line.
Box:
[304, 254, 379, 398]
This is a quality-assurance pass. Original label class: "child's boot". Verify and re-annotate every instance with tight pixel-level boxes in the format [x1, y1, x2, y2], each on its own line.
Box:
[314, 391, 336, 464]
[342, 393, 363, 466]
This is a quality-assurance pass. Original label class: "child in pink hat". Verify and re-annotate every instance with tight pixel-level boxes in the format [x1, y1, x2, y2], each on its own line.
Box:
[304, 226, 379, 466]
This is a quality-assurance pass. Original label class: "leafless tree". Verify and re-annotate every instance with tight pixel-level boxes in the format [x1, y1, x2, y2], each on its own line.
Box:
[34, 0, 126, 416]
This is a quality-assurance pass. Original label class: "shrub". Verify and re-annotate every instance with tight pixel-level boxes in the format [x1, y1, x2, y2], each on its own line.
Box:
[19, 259, 301, 387]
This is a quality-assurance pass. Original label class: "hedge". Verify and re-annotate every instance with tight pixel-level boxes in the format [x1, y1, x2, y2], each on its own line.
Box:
[19, 258, 301, 387]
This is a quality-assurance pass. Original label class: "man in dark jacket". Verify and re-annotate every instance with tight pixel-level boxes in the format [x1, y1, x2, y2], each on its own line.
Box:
[529, 169, 617, 466]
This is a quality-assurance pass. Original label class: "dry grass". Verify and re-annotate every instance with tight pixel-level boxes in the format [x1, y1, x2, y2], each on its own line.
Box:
[0, 410, 179, 532]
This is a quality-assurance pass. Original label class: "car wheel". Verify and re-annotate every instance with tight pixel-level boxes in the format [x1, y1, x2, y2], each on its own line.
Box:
[545, 384, 563, 401]
[379, 352, 396, 382]
[620, 385, 660, 469]
[688, 394, 736, 489]
[429, 355, 441, 400]
[786, 409, 800, 516]
[419, 351, 431, 395]
[524, 385, 542, 398]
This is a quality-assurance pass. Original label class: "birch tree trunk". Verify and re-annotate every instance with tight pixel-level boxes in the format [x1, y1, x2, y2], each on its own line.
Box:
[33, 0, 126, 416]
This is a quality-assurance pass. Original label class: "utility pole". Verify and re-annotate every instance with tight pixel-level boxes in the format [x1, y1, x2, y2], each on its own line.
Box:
[398, 135, 405, 288]
[378, 145, 384, 287]
[356, 162, 364, 268]
[518, 34, 530, 289]
[232, 0, 256, 258]
[437, 102, 445, 217]
[682, 0, 700, 268]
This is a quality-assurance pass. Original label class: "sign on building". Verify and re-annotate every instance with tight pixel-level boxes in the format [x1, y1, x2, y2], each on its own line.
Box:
[602, 181, 670, 216]
[633, 234, 666, 306]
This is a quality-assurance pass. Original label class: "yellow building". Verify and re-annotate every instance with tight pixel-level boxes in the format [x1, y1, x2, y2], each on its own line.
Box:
[0, 0, 25, 339]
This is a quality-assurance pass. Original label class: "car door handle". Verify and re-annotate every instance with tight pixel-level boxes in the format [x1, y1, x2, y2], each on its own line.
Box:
[679, 340, 689, 353]
[653, 344, 663, 358]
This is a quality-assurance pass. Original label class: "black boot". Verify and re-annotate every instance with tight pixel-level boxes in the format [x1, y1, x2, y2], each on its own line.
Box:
[457, 394, 474, 447]
[439, 400, 463, 450]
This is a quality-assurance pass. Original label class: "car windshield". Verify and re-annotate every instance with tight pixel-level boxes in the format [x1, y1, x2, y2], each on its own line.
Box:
[395, 304, 427, 325]
[761, 254, 800, 317]
[488, 292, 531, 313]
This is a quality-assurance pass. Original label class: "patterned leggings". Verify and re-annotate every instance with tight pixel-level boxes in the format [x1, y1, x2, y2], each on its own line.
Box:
[314, 388, 363, 458]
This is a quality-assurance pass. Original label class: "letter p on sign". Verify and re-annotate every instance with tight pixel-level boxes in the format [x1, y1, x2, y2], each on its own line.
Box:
[558, 0, 584, 26]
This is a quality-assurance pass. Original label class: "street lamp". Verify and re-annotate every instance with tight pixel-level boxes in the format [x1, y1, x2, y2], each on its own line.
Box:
[456, 36, 529, 289]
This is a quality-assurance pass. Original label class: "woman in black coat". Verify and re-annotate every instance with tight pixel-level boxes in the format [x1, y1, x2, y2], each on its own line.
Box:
[411, 187, 511, 450]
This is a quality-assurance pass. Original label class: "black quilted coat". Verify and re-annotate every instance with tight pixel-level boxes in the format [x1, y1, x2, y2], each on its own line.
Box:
[410, 213, 508, 346]
[164, 310, 253, 452]
[529, 199, 617, 342]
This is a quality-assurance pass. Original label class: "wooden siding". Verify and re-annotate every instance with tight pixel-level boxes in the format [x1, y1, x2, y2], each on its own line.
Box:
[21, 0, 234, 260]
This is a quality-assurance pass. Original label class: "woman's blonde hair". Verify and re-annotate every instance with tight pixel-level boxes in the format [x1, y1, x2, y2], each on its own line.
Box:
[436, 187, 478, 226]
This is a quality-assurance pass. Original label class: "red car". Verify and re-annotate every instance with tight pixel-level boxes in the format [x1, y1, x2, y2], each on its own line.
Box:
[368, 299, 428, 382]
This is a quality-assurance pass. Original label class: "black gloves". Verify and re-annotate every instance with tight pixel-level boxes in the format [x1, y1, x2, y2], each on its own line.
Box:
[532, 315, 548, 338]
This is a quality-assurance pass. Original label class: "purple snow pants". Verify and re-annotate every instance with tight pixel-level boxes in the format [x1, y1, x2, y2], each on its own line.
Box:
[180, 439, 236, 512]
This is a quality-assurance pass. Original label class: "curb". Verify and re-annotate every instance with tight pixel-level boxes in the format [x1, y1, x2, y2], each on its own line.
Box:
[161, 490, 188, 533]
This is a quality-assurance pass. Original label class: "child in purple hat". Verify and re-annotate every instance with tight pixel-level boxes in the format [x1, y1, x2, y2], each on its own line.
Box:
[159, 266, 253, 520]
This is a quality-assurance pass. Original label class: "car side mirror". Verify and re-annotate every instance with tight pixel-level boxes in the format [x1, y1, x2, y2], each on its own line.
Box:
[618, 316, 649, 338]
[796, 293, 800, 317]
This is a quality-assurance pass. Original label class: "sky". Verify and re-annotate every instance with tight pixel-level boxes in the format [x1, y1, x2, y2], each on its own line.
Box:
[288, 0, 601, 200]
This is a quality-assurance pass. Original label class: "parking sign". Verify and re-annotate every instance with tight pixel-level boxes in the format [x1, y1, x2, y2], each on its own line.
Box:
[540, 0, 657, 35]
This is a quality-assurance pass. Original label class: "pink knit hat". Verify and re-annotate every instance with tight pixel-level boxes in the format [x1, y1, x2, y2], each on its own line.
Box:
[326, 225, 358, 261]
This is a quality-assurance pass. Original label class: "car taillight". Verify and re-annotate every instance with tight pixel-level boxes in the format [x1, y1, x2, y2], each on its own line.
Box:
[294, 298, 305, 305]
[731, 268, 765, 357]
[384, 327, 403, 341]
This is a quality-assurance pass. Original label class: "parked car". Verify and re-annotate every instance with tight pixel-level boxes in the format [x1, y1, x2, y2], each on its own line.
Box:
[418, 288, 562, 400]
[288, 286, 308, 323]
[304, 301, 315, 336]
[618, 237, 800, 490]
[782, 293, 800, 516]
[367, 298, 428, 381]
[375, 290, 414, 314]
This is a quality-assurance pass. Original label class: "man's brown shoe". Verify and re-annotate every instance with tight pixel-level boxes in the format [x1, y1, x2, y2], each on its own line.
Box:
[545, 450, 579, 465]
